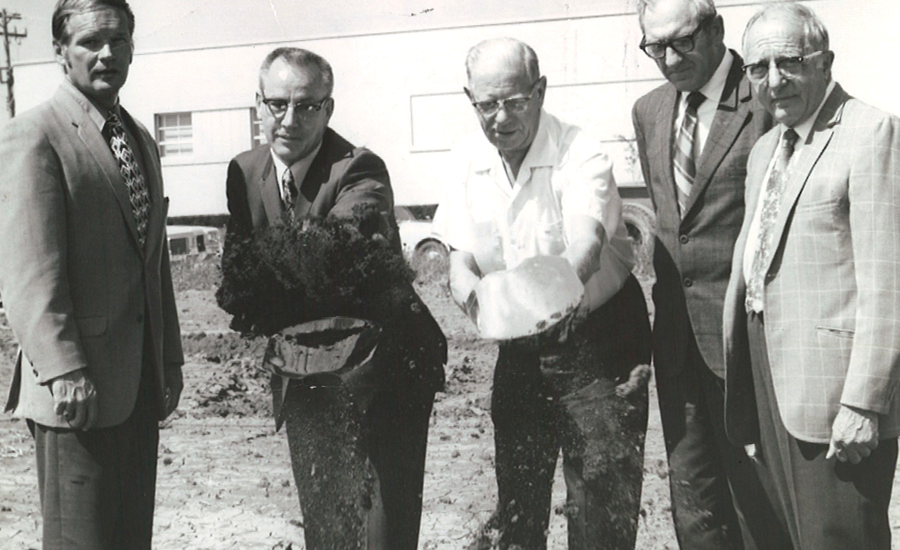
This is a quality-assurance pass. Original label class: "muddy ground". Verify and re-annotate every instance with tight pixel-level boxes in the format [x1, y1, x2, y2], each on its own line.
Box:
[2, 257, 900, 549]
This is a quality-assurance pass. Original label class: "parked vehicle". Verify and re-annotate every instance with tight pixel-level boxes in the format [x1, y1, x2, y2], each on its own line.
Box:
[166, 225, 222, 259]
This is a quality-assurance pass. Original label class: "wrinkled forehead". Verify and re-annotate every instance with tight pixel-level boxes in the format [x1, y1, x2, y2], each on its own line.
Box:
[744, 17, 807, 60]
[467, 55, 532, 95]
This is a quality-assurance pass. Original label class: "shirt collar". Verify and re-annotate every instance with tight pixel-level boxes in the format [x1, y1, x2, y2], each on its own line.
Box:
[685, 49, 732, 105]
[787, 80, 837, 143]
[61, 79, 118, 131]
[471, 109, 555, 174]
[270, 141, 323, 185]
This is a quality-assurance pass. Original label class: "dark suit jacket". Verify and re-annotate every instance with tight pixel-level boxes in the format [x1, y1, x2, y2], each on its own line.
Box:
[0, 84, 184, 428]
[724, 85, 900, 445]
[633, 51, 770, 378]
[223, 128, 446, 417]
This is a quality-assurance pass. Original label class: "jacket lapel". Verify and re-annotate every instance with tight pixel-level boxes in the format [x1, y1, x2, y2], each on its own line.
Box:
[652, 85, 679, 219]
[119, 107, 165, 260]
[259, 152, 285, 225]
[764, 85, 846, 276]
[685, 56, 751, 217]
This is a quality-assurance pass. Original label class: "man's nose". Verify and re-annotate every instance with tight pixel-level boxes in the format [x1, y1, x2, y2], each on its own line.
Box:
[280, 106, 302, 128]
[494, 105, 512, 123]
[98, 42, 114, 59]
[766, 62, 786, 87]
[664, 46, 683, 68]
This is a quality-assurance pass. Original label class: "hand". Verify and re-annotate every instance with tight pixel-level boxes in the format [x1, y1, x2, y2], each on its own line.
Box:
[826, 405, 879, 464]
[163, 366, 184, 418]
[50, 369, 98, 430]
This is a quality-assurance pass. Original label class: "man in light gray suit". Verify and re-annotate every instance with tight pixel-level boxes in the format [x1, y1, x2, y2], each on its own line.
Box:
[724, 4, 900, 549]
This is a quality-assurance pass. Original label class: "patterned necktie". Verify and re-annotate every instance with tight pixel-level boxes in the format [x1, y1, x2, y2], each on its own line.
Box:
[104, 113, 151, 249]
[673, 91, 705, 217]
[745, 128, 800, 312]
[281, 168, 298, 220]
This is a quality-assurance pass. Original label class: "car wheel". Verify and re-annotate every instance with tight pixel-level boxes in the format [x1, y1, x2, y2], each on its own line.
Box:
[622, 202, 656, 283]
[411, 239, 449, 281]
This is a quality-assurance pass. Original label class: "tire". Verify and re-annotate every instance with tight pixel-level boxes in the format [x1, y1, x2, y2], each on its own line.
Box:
[411, 239, 449, 281]
[622, 202, 657, 283]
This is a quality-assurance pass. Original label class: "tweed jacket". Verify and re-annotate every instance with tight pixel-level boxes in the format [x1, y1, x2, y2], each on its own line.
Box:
[724, 84, 900, 444]
[0, 84, 184, 428]
[633, 51, 770, 378]
[223, 128, 446, 424]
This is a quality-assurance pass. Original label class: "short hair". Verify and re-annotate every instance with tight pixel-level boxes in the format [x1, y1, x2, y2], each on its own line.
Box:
[465, 38, 541, 84]
[742, 2, 830, 54]
[258, 47, 335, 97]
[636, 0, 717, 31]
[52, 0, 135, 45]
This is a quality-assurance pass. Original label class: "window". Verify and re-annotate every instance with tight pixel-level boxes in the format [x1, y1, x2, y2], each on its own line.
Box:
[250, 107, 266, 148]
[155, 112, 193, 157]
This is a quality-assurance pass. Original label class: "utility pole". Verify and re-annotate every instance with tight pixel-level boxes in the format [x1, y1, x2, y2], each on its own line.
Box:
[0, 9, 27, 119]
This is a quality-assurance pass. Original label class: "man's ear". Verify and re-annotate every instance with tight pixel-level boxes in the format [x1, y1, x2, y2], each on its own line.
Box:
[53, 41, 68, 73]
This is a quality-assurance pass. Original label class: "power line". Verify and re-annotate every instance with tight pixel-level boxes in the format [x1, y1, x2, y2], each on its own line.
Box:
[1, 9, 27, 118]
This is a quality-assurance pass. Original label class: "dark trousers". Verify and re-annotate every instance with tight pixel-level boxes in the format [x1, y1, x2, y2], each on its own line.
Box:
[747, 312, 897, 550]
[283, 382, 434, 550]
[656, 324, 790, 550]
[29, 363, 160, 550]
[491, 275, 651, 550]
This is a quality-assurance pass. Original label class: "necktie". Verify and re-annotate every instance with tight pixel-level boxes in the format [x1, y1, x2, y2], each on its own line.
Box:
[673, 91, 705, 217]
[281, 169, 298, 220]
[745, 128, 800, 312]
[104, 113, 151, 249]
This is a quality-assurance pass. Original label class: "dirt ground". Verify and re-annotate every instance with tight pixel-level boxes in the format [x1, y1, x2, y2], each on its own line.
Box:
[2, 258, 900, 549]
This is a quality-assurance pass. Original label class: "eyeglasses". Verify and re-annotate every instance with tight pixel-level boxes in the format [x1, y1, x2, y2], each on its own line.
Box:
[741, 51, 825, 83]
[259, 94, 331, 120]
[469, 81, 540, 117]
[640, 17, 712, 59]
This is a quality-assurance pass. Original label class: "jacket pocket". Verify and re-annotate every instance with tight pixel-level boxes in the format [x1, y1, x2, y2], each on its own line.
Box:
[77, 316, 108, 337]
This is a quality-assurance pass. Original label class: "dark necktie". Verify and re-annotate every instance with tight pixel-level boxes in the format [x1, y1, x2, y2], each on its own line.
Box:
[746, 128, 800, 312]
[673, 91, 705, 217]
[104, 113, 151, 249]
[281, 169, 298, 220]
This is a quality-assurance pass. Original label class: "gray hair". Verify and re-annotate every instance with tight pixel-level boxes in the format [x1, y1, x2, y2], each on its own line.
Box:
[259, 47, 334, 97]
[742, 2, 830, 54]
[52, 0, 135, 45]
[637, 0, 717, 31]
[465, 38, 541, 84]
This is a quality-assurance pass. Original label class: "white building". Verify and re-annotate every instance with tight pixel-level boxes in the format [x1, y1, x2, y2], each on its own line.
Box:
[4, 0, 898, 219]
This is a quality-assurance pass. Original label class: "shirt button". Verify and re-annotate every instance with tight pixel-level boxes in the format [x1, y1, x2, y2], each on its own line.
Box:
[679, 234, 689, 244]
[683, 278, 693, 288]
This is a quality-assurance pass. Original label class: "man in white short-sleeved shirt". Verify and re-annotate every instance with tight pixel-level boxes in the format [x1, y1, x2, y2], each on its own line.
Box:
[433, 37, 651, 550]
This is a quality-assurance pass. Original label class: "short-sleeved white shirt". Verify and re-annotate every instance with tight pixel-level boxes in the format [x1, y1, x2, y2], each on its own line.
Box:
[433, 110, 634, 312]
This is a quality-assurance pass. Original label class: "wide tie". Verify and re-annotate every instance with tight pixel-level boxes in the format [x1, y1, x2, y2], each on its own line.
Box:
[281, 168, 298, 220]
[745, 128, 800, 313]
[673, 91, 705, 217]
[104, 113, 151, 249]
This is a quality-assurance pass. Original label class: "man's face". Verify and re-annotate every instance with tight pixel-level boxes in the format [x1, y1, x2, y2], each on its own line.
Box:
[743, 17, 831, 128]
[641, 0, 723, 92]
[257, 58, 333, 165]
[54, 8, 133, 109]
[466, 57, 545, 162]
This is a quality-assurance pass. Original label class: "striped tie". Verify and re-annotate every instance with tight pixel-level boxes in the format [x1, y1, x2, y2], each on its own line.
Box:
[745, 128, 799, 313]
[104, 113, 151, 249]
[673, 91, 705, 217]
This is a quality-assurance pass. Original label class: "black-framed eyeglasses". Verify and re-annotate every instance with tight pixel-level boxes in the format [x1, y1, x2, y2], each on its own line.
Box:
[259, 94, 331, 120]
[469, 80, 540, 117]
[741, 51, 825, 83]
[640, 16, 712, 59]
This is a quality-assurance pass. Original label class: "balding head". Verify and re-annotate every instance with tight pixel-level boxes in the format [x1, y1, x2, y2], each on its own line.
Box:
[465, 38, 541, 86]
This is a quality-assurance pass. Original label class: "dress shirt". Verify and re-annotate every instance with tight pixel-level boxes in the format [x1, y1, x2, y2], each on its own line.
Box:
[674, 50, 733, 159]
[742, 80, 837, 304]
[433, 110, 634, 312]
[271, 142, 322, 204]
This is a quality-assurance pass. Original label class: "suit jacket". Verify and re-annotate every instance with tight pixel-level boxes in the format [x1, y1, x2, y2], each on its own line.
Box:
[0, 84, 184, 428]
[223, 128, 446, 418]
[633, 51, 771, 378]
[724, 84, 900, 444]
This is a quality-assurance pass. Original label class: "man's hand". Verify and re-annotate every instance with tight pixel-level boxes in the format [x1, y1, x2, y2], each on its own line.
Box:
[163, 367, 184, 418]
[826, 405, 879, 464]
[50, 369, 98, 430]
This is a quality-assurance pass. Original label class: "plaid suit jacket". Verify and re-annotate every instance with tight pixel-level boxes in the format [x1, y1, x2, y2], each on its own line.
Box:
[724, 84, 900, 444]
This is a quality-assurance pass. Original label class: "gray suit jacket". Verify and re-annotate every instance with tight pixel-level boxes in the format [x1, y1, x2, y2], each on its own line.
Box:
[724, 84, 900, 444]
[633, 51, 770, 378]
[0, 84, 184, 428]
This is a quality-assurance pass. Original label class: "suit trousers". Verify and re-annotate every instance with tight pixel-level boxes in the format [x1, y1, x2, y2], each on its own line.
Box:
[29, 359, 160, 550]
[747, 312, 897, 550]
[491, 275, 651, 550]
[656, 323, 789, 550]
[283, 381, 434, 550]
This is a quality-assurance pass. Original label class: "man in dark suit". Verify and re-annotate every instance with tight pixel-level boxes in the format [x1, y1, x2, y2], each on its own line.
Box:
[0, 1, 184, 548]
[222, 47, 445, 550]
[632, 1, 786, 548]
[724, 4, 900, 549]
